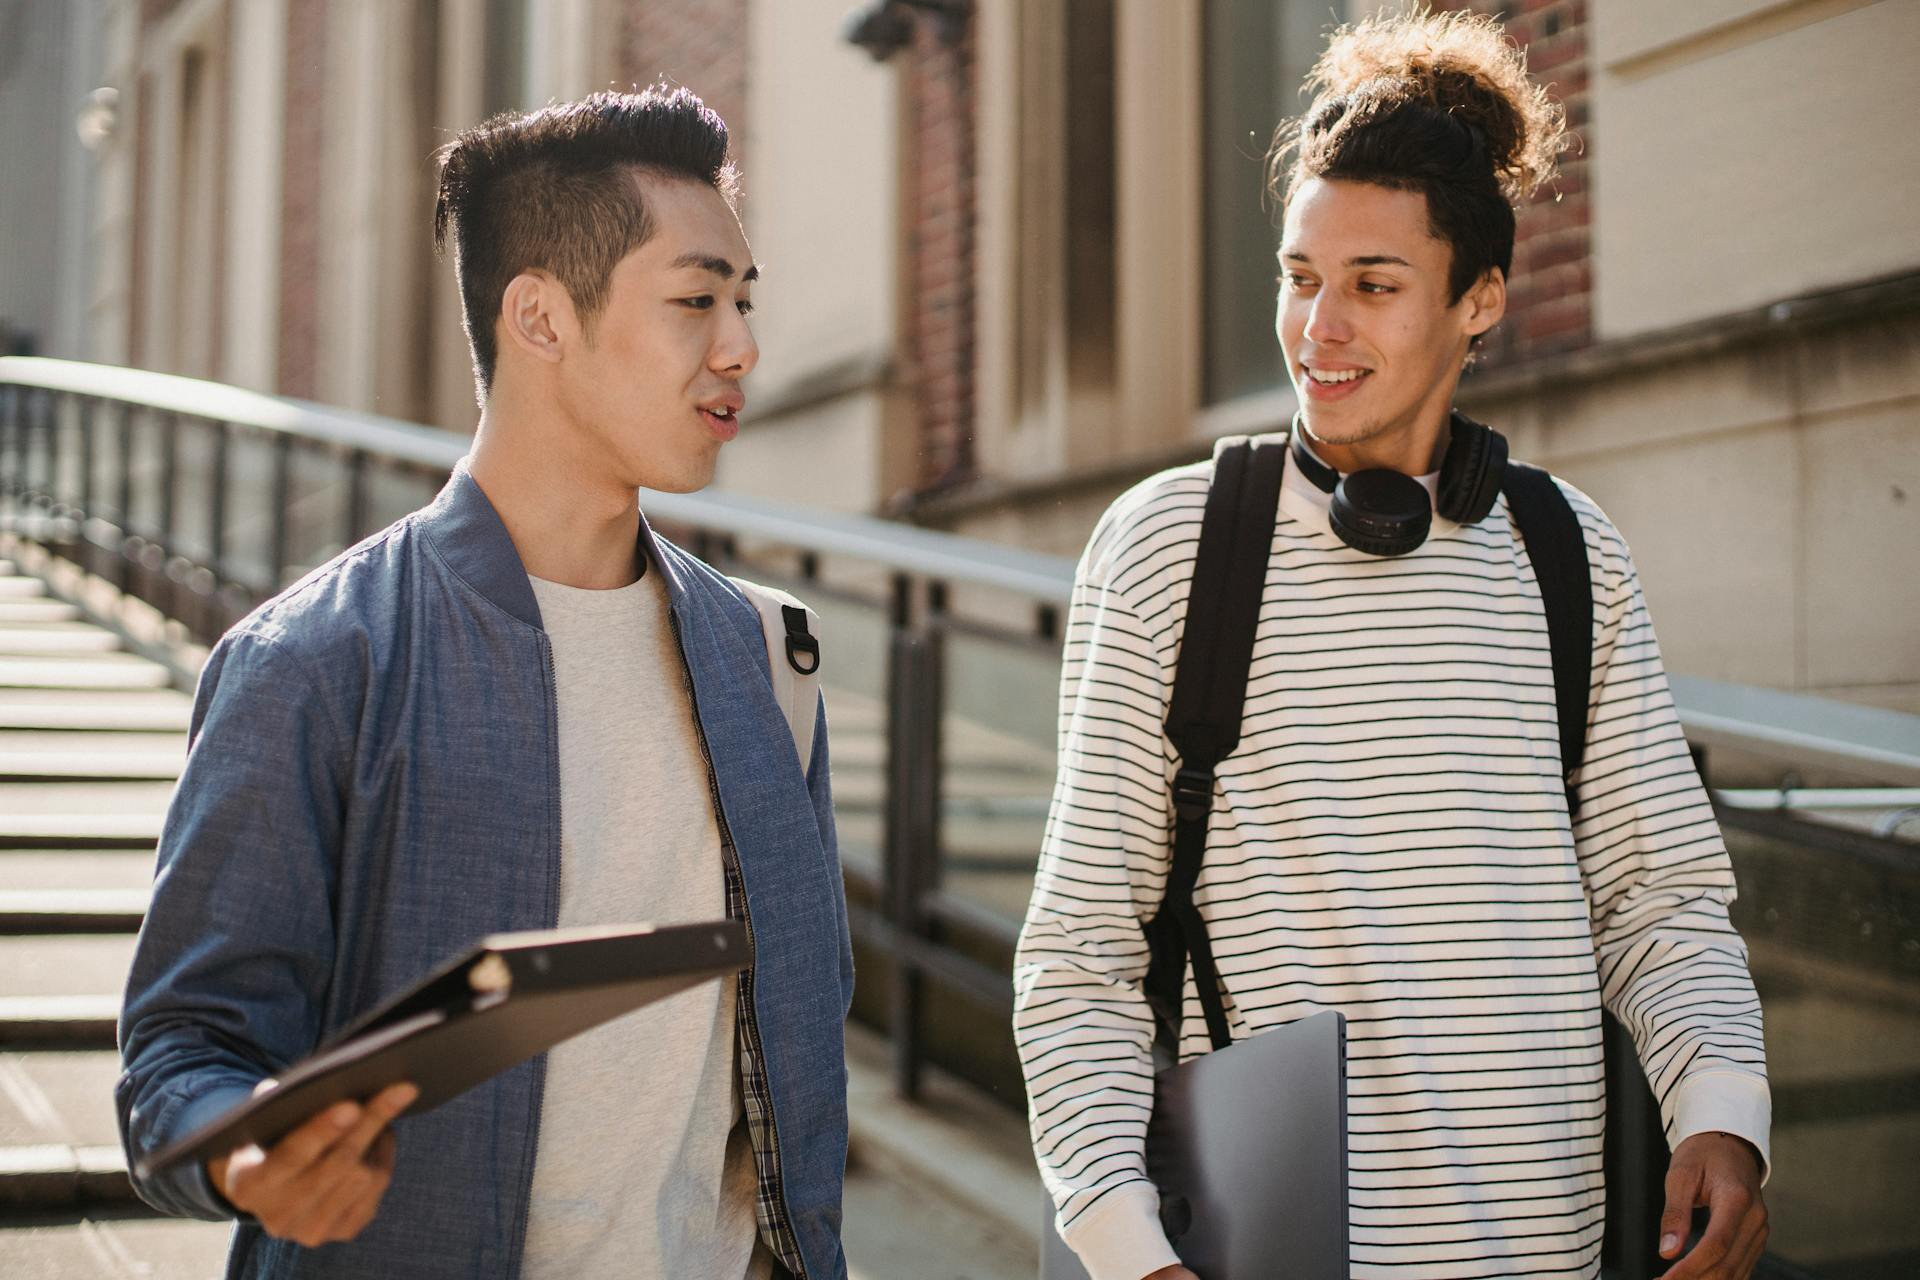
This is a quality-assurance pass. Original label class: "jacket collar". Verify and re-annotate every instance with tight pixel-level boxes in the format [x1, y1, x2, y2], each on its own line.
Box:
[415, 461, 686, 630]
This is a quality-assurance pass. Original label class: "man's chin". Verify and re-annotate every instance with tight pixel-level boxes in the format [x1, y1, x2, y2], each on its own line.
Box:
[635, 460, 719, 496]
[1298, 407, 1381, 448]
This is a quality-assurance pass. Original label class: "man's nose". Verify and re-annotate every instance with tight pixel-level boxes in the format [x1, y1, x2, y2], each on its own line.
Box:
[1303, 291, 1352, 345]
[714, 313, 758, 377]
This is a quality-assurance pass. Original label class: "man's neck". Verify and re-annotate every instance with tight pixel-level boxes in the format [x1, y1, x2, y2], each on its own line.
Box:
[467, 396, 643, 590]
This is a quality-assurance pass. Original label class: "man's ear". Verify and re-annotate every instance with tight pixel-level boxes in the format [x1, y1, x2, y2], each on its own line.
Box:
[1462, 267, 1507, 340]
[498, 271, 572, 367]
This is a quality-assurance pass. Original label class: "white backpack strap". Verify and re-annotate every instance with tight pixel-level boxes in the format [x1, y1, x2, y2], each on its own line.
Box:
[730, 576, 821, 773]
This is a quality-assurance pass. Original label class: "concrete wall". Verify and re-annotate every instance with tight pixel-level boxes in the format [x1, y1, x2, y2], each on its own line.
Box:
[714, 0, 913, 513]
[1592, 0, 1920, 337]
[1459, 302, 1920, 713]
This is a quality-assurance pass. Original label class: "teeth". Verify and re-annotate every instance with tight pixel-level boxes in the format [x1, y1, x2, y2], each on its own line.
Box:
[1306, 367, 1366, 384]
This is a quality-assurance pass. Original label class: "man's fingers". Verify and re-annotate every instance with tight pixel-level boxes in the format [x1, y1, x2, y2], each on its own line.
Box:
[324, 1082, 418, 1168]
[260, 1101, 362, 1185]
[1659, 1161, 1704, 1258]
[1715, 1202, 1768, 1280]
[1661, 1188, 1750, 1279]
[1728, 1213, 1769, 1280]
[226, 1083, 415, 1234]
[307, 1127, 399, 1245]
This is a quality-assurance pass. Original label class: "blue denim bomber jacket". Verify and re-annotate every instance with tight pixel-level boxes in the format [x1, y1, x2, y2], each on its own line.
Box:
[115, 466, 854, 1279]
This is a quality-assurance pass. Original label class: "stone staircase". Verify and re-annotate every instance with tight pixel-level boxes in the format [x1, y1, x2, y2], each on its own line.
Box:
[0, 555, 232, 1273]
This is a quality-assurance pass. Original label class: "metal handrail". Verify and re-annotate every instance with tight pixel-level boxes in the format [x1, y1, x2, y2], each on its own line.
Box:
[0, 358, 1079, 604]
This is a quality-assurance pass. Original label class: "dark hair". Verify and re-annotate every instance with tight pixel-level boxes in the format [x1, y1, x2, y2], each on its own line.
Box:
[1269, 9, 1567, 304]
[433, 84, 740, 396]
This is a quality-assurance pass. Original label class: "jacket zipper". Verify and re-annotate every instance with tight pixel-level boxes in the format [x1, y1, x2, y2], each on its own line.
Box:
[668, 610, 809, 1276]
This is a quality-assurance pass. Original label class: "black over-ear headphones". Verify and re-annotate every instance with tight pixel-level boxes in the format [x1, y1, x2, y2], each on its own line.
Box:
[1289, 411, 1509, 556]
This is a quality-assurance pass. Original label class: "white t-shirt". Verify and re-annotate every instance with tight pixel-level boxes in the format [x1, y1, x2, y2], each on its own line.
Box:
[521, 566, 771, 1280]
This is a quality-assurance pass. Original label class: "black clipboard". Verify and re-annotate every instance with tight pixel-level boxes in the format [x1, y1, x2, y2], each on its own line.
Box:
[1040, 1009, 1349, 1280]
[136, 919, 749, 1180]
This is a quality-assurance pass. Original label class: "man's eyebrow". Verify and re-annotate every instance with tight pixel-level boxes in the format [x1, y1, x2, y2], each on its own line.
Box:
[669, 252, 760, 282]
[1278, 250, 1413, 269]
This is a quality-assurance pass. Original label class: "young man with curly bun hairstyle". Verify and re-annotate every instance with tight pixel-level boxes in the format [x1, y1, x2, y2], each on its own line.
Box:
[117, 86, 853, 1279]
[1016, 12, 1770, 1280]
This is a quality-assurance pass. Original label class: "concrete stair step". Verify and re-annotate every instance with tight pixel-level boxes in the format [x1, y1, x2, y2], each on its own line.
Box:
[0, 625, 120, 656]
[0, 687, 193, 732]
[0, 937, 139, 1001]
[0, 816, 166, 849]
[0, 655, 173, 692]
[0, 891, 148, 934]
[0, 730, 186, 782]
[0, 783, 174, 848]
[0, 1214, 232, 1276]
[0, 1144, 138, 1210]
[0, 997, 120, 1048]
[0, 599, 82, 624]
[0, 578, 47, 601]
[0, 850, 157, 894]
[0, 1052, 125, 1149]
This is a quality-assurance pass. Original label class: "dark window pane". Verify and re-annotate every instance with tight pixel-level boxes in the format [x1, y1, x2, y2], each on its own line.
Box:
[1202, 0, 1321, 406]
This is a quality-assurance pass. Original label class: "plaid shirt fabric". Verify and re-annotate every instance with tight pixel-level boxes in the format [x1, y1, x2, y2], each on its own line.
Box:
[724, 839, 808, 1278]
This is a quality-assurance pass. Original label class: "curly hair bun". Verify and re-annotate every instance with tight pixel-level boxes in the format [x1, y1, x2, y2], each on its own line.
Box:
[1306, 7, 1566, 203]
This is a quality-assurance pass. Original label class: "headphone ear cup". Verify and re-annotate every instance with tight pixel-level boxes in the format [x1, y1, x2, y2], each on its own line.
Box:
[1437, 417, 1508, 524]
[1329, 470, 1432, 556]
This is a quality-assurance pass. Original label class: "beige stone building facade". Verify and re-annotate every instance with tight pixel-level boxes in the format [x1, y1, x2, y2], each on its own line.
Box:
[47, 0, 1920, 711]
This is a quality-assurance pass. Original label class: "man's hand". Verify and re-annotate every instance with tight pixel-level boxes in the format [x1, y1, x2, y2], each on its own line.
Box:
[206, 1081, 418, 1248]
[1142, 1268, 1200, 1280]
[1658, 1130, 1767, 1278]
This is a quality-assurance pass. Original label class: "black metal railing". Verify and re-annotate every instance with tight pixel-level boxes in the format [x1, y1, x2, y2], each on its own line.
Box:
[5, 357, 1917, 1279]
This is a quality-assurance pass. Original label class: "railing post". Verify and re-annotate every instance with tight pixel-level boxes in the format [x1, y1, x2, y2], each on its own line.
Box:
[342, 448, 368, 548]
[268, 433, 292, 594]
[0, 383, 14, 508]
[77, 397, 96, 576]
[158, 412, 181, 621]
[115, 403, 135, 593]
[884, 572, 948, 1099]
[204, 419, 231, 642]
[42, 389, 61, 515]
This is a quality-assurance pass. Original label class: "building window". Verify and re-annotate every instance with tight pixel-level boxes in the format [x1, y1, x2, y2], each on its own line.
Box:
[1201, 0, 1321, 407]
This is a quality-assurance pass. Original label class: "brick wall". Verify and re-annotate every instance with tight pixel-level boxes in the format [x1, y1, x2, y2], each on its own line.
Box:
[275, 0, 326, 398]
[903, 16, 977, 492]
[619, 0, 749, 179]
[1440, 0, 1593, 367]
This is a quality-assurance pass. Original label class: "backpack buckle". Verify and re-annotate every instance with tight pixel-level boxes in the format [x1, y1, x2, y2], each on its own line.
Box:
[1171, 766, 1215, 821]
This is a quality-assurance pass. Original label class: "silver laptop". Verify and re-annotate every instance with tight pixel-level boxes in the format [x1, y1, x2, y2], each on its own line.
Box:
[1041, 1009, 1348, 1280]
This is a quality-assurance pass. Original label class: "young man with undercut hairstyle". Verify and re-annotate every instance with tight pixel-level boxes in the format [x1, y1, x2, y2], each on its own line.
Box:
[1017, 13, 1769, 1280]
[118, 87, 853, 1279]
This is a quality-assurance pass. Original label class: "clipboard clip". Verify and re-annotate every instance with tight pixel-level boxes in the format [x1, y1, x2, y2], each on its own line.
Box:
[468, 953, 513, 1009]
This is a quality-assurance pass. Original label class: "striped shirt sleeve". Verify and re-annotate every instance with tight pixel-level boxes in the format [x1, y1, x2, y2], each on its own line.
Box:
[1565, 489, 1772, 1175]
[1015, 495, 1185, 1280]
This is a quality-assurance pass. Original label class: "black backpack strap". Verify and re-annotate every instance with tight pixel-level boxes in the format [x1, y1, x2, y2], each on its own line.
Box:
[1501, 461, 1594, 820]
[1142, 435, 1288, 1055]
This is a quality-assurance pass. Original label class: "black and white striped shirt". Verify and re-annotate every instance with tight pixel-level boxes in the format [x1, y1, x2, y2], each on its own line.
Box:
[1015, 449, 1771, 1280]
